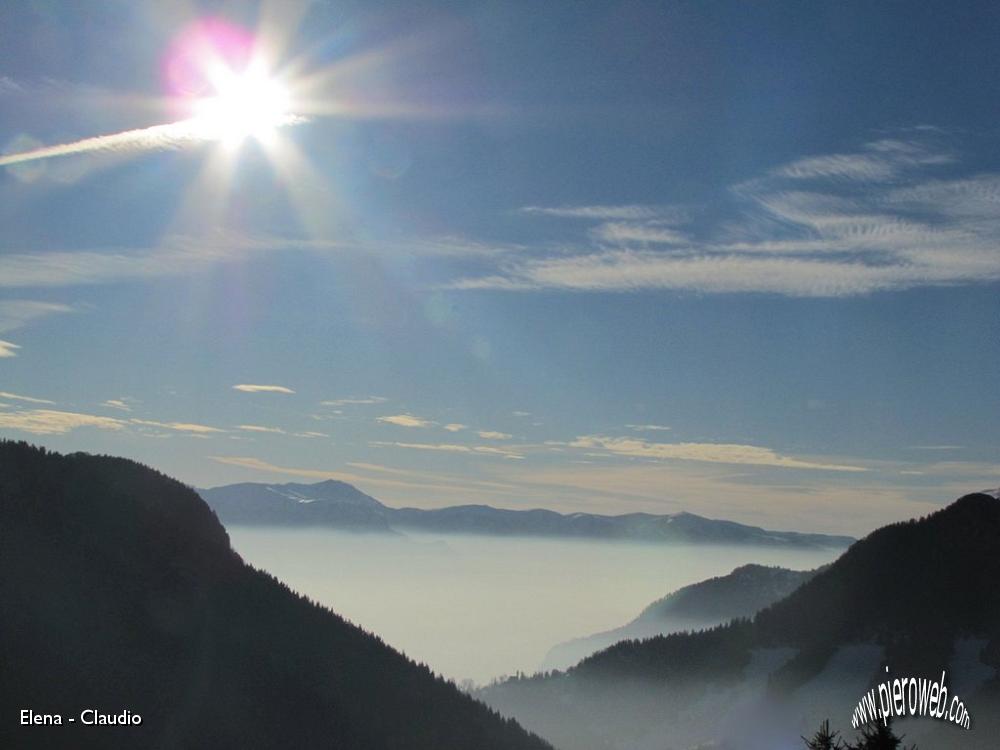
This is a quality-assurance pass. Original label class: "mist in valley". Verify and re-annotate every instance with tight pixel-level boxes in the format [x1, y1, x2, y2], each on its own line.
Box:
[229, 528, 840, 684]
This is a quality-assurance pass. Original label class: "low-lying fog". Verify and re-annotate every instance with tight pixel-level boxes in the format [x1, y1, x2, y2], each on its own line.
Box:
[229, 528, 840, 684]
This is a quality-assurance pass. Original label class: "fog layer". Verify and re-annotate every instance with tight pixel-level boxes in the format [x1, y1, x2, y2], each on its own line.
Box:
[229, 528, 839, 683]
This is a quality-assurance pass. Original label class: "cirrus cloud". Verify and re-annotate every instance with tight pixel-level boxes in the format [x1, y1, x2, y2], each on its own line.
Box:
[371, 440, 523, 460]
[102, 398, 134, 412]
[0, 390, 55, 405]
[377, 414, 435, 428]
[0, 300, 75, 333]
[0, 408, 125, 434]
[452, 135, 1000, 297]
[130, 418, 225, 434]
[232, 384, 296, 394]
[569, 435, 867, 472]
[320, 396, 388, 407]
[520, 204, 677, 221]
[237, 424, 287, 434]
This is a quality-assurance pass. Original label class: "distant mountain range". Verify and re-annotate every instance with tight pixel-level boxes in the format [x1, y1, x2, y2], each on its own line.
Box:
[200, 479, 855, 549]
[0, 442, 550, 750]
[541, 563, 819, 672]
[200, 480, 394, 531]
[479, 491, 1000, 750]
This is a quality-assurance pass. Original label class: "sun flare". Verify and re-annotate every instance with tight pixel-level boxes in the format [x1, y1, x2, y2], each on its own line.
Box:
[192, 62, 292, 146]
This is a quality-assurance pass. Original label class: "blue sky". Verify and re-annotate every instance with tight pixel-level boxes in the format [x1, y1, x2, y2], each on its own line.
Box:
[1, 0, 998, 535]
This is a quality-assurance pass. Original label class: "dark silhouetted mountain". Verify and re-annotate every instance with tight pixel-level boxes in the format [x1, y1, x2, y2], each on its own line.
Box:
[0, 441, 551, 750]
[541, 564, 818, 671]
[480, 493, 1000, 750]
[200, 480, 855, 549]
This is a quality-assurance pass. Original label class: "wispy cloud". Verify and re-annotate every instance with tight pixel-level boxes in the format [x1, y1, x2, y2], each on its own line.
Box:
[0, 76, 22, 94]
[237, 424, 287, 434]
[233, 424, 324, 438]
[626, 424, 672, 432]
[520, 204, 668, 220]
[131, 418, 225, 434]
[900, 460, 1000, 478]
[568, 435, 867, 472]
[453, 251, 969, 296]
[102, 398, 135, 412]
[454, 135, 1000, 297]
[320, 396, 388, 407]
[0, 300, 74, 333]
[377, 414, 434, 428]
[0, 232, 350, 290]
[774, 138, 953, 182]
[0, 402, 298, 442]
[590, 222, 688, 245]
[0, 391, 56, 405]
[0, 408, 125, 434]
[443, 423, 467, 432]
[0, 234, 258, 289]
[0, 232, 515, 290]
[478, 430, 513, 440]
[232, 384, 296, 394]
[0, 340, 21, 357]
[372, 440, 523, 459]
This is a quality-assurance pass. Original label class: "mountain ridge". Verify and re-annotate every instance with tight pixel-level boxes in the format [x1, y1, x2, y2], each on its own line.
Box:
[201, 480, 855, 549]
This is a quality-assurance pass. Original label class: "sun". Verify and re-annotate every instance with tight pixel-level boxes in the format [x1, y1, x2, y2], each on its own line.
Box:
[191, 61, 292, 147]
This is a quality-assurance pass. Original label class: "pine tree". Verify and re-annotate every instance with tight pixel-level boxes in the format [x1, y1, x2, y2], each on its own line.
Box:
[802, 719, 918, 750]
[850, 719, 916, 750]
[802, 719, 845, 749]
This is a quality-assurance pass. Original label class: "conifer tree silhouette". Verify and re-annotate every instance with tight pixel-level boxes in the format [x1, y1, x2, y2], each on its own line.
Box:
[850, 719, 916, 750]
[802, 719, 917, 750]
[802, 719, 845, 749]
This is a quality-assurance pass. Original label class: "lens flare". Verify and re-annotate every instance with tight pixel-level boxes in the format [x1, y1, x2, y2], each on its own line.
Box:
[164, 17, 255, 98]
[166, 18, 294, 148]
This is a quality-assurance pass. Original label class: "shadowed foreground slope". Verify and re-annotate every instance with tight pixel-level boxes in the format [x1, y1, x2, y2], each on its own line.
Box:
[0, 441, 550, 750]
